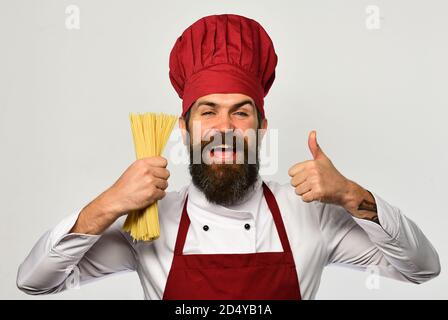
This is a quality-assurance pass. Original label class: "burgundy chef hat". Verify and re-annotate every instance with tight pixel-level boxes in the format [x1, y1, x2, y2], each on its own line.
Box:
[169, 14, 278, 119]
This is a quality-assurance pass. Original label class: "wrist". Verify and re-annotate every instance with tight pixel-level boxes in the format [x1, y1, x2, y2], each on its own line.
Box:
[340, 179, 365, 213]
[340, 180, 379, 223]
[71, 193, 121, 235]
[95, 188, 125, 220]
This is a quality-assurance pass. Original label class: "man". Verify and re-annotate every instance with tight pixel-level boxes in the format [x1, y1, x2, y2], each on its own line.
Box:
[17, 14, 440, 300]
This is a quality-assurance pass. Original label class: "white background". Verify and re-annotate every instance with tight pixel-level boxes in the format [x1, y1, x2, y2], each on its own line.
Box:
[0, 0, 446, 299]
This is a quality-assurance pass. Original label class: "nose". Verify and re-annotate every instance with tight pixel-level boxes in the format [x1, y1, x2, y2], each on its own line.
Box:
[213, 114, 235, 132]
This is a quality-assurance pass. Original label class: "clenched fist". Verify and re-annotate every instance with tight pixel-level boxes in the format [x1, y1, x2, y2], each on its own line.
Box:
[106, 156, 170, 216]
[288, 131, 350, 205]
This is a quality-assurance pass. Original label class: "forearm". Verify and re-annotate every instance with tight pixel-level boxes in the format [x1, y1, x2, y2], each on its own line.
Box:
[327, 184, 440, 283]
[70, 190, 123, 235]
[17, 206, 134, 295]
[347, 191, 440, 283]
[17, 211, 102, 295]
[17, 191, 119, 294]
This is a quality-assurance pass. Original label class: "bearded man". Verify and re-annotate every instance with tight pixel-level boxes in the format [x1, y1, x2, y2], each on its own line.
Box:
[17, 14, 440, 300]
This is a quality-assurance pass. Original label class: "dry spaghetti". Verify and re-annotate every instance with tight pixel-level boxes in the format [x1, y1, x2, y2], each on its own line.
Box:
[123, 112, 177, 242]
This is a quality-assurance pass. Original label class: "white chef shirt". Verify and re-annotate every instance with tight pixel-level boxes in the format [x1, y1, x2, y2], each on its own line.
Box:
[16, 176, 440, 299]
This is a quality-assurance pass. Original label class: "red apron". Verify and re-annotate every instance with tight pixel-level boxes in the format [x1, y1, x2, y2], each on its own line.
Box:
[163, 182, 301, 300]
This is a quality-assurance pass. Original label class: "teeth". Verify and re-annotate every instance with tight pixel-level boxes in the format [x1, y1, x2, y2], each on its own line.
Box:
[212, 144, 232, 151]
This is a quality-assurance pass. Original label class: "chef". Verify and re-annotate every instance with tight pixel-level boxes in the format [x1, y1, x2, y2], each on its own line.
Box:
[17, 14, 440, 300]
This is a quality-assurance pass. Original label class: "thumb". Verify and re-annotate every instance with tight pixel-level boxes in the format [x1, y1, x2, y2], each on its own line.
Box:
[308, 130, 325, 160]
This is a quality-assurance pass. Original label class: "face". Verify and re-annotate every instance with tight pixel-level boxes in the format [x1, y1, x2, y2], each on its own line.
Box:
[179, 93, 268, 206]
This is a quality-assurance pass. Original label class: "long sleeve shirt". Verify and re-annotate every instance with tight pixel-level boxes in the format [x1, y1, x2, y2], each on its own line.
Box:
[17, 176, 441, 299]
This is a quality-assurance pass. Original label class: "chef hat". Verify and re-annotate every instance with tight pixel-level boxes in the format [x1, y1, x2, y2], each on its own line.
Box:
[169, 14, 278, 119]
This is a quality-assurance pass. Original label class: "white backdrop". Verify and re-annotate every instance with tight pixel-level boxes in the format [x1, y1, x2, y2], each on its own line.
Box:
[0, 0, 446, 299]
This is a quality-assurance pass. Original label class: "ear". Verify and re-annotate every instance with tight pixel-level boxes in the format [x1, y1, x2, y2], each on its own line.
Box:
[178, 116, 188, 145]
[258, 117, 268, 141]
[261, 118, 268, 130]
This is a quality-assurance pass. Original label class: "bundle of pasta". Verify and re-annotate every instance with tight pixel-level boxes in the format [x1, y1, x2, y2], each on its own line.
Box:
[123, 112, 177, 242]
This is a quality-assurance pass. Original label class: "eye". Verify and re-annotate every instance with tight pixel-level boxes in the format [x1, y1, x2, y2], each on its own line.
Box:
[234, 112, 249, 117]
[201, 111, 215, 116]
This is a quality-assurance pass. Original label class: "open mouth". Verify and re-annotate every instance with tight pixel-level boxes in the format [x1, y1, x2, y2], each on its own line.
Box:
[210, 144, 237, 161]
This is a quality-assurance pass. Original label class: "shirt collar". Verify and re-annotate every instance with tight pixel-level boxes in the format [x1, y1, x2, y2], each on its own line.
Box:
[187, 175, 264, 221]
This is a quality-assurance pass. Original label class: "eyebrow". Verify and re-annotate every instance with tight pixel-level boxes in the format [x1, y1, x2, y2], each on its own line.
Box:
[196, 99, 255, 109]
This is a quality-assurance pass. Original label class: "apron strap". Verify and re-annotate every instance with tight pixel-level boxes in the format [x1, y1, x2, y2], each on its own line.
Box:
[261, 182, 293, 253]
[174, 195, 190, 256]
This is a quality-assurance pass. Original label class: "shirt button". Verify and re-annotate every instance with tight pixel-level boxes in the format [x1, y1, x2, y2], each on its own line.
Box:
[203, 225, 209, 231]
[244, 223, 251, 230]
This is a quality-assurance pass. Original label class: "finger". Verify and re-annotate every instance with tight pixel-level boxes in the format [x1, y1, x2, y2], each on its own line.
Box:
[153, 177, 169, 190]
[146, 156, 168, 168]
[290, 172, 307, 187]
[151, 188, 166, 201]
[301, 190, 316, 203]
[308, 130, 326, 160]
[151, 167, 170, 179]
[288, 160, 313, 177]
[308, 130, 319, 160]
[295, 181, 311, 196]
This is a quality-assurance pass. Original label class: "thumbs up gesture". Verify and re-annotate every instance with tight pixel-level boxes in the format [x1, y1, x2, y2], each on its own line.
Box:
[288, 131, 350, 205]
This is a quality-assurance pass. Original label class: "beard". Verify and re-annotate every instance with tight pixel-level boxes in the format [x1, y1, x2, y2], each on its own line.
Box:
[188, 130, 260, 206]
